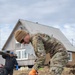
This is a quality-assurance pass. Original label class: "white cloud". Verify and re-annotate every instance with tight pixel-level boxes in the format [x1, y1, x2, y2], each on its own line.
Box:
[0, 0, 75, 48]
[63, 24, 75, 40]
[52, 24, 75, 46]
[0, 0, 74, 24]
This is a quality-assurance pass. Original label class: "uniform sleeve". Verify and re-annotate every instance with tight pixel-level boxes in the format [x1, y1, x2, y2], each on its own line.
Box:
[32, 35, 46, 70]
[14, 58, 18, 65]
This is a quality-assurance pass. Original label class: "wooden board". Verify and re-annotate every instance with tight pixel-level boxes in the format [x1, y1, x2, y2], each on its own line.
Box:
[0, 51, 6, 55]
[0, 51, 17, 58]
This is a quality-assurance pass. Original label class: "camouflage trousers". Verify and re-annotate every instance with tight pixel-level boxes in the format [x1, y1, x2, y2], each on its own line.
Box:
[49, 51, 68, 75]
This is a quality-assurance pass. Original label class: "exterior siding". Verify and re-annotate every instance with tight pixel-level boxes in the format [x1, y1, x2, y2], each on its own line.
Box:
[4, 36, 14, 51]
[17, 58, 35, 66]
[16, 49, 36, 66]
[67, 52, 75, 66]
[17, 59, 35, 66]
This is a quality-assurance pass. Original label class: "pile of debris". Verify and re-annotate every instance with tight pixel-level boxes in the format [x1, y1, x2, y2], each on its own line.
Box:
[13, 67, 74, 75]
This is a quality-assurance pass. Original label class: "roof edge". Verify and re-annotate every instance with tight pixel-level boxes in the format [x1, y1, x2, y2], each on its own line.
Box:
[19, 19, 59, 30]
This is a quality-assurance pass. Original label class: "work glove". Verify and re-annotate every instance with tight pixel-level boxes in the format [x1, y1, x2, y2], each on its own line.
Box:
[16, 65, 19, 70]
[29, 69, 38, 75]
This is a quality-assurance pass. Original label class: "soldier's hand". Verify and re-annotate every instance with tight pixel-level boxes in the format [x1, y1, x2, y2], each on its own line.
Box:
[29, 69, 38, 75]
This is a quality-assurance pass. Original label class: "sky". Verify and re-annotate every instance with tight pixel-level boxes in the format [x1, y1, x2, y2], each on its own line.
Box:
[0, 0, 75, 49]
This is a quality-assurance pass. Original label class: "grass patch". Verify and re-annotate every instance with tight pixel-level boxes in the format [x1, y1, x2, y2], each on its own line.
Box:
[39, 68, 44, 70]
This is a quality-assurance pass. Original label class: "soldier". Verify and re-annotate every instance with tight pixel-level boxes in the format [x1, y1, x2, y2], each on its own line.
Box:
[14, 30, 68, 75]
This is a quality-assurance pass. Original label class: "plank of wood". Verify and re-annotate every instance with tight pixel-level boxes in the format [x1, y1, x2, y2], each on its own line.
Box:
[0, 51, 6, 55]
[0, 51, 17, 58]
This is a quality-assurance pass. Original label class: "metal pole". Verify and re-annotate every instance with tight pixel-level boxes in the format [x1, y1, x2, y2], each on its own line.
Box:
[0, 26, 1, 50]
[72, 39, 74, 46]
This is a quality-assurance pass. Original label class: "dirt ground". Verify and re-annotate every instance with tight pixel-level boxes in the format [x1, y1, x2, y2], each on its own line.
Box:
[13, 67, 74, 75]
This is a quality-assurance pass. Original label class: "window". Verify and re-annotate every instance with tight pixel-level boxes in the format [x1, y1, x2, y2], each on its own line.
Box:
[16, 51, 21, 59]
[68, 52, 72, 61]
[16, 49, 28, 60]
[22, 50, 27, 58]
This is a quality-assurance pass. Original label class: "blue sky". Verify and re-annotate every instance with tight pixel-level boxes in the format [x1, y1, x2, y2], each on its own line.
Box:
[0, 0, 75, 49]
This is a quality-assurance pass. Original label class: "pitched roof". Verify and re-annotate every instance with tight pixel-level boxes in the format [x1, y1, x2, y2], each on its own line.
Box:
[2, 19, 75, 52]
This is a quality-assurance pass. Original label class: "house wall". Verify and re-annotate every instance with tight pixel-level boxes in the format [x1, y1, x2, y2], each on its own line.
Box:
[4, 36, 14, 51]
[3, 23, 22, 50]
[17, 59, 35, 66]
[3, 23, 29, 51]
[2, 23, 36, 66]
[17, 54, 35, 66]
[67, 52, 75, 66]
[15, 44, 36, 66]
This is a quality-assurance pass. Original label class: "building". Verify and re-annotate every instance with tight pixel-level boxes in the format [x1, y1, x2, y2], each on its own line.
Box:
[1, 19, 75, 66]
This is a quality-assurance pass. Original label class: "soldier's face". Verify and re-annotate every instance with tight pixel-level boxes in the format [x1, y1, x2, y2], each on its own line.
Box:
[23, 34, 30, 44]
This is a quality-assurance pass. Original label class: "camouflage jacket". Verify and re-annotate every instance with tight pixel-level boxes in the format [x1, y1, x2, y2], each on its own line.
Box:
[30, 33, 66, 70]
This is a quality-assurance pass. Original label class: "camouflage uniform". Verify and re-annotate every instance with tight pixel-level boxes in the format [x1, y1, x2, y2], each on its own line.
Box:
[30, 33, 68, 75]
